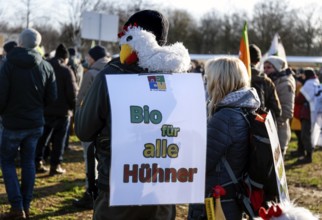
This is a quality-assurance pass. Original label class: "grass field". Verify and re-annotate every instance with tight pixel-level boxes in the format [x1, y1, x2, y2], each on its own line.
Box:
[0, 133, 321, 219]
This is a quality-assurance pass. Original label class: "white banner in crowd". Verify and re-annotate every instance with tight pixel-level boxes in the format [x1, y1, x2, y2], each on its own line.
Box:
[265, 111, 290, 202]
[106, 73, 207, 206]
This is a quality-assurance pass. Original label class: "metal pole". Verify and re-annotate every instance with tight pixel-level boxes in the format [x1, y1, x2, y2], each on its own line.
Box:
[98, 13, 102, 45]
[26, 0, 30, 28]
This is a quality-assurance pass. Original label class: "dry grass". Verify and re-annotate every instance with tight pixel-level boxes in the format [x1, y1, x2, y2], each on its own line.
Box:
[0, 134, 321, 219]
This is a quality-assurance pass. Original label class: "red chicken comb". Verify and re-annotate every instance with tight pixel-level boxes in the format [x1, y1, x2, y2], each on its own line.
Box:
[118, 23, 139, 38]
[259, 204, 283, 220]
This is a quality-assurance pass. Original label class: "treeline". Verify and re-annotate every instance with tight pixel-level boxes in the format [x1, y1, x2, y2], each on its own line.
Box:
[1, 0, 322, 56]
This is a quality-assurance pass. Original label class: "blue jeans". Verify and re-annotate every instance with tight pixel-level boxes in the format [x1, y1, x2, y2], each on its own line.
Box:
[0, 127, 43, 210]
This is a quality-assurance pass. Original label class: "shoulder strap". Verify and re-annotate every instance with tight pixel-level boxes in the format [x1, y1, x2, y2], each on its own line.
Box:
[221, 156, 255, 218]
[221, 156, 239, 184]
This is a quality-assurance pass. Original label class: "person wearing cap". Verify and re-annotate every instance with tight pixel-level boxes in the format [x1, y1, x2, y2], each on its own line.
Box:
[74, 10, 191, 220]
[249, 44, 281, 119]
[264, 56, 296, 156]
[35, 43, 78, 176]
[0, 28, 57, 219]
[73, 45, 110, 209]
[295, 68, 320, 163]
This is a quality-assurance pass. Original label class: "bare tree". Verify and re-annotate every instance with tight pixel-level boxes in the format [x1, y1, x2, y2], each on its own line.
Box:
[33, 24, 60, 53]
[219, 13, 248, 54]
[58, 0, 105, 52]
[293, 12, 317, 55]
[198, 10, 223, 54]
[166, 9, 197, 46]
[250, 0, 295, 53]
[12, 0, 45, 28]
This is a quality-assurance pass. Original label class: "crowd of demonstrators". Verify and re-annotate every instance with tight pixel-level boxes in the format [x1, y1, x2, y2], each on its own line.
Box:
[0, 11, 320, 220]
[73, 45, 111, 210]
[249, 44, 281, 120]
[188, 57, 261, 219]
[74, 9, 192, 220]
[294, 68, 320, 164]
[34, 43, 78, 176]
[0, 28, 57, 219]
[263, 56, 296, 156]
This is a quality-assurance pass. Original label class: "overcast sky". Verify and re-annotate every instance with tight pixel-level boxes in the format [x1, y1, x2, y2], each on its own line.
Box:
[1, 0, 322, 29]
[160, 0, 322, 17]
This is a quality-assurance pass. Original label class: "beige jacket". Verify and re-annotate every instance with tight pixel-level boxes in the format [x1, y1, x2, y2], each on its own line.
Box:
[273, 74, 296, 124]
[76, 57, 110, 108]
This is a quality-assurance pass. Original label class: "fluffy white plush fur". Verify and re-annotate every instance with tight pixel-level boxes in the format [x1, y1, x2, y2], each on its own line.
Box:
[254, 201, 319, 220]
[119, 26, 191, 73]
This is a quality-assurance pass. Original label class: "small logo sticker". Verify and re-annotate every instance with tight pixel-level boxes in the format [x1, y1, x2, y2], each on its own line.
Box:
[147, 75, 166, 91]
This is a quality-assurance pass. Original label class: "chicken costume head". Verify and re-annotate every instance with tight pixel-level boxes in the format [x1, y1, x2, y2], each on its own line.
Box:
[254, 201, 319, 220]
[118, 10, 191, 73]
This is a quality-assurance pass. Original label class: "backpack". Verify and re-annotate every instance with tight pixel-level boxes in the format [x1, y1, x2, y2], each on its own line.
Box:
[222, 109, 279, 218]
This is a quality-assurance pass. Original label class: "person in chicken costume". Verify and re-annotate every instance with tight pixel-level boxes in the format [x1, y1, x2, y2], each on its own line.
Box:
[74, 10, 191, 220]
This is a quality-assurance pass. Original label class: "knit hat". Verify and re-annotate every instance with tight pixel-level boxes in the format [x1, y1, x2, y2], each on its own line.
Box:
[264, 56, 286, 72]
[3, 41, 17, 53]
[249, 44, 261, 63]
[88, 45, 107, 61]
[55, 44, 69, 59]
[18, 28, 42, 49]
[123, 10, 169, 46]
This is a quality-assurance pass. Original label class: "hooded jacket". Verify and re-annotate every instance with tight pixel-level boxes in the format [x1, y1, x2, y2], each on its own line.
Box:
[45, 57, 78, 117]
[189, 88, 260, 220]
[268, 69, 296, 123]
[206, 88, 260, 192]
[0, 47, 57, 129]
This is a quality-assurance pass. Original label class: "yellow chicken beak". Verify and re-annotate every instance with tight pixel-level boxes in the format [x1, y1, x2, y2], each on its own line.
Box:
[120, 44, 133, 64]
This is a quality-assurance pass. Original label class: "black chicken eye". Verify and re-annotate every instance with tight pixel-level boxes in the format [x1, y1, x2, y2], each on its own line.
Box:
[126, 36, 133, 41]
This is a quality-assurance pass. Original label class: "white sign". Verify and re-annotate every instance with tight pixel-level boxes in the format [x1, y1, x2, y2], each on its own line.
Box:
[265, 111, 289, 202]
[81, 11, 119, 42]
[106, 73, 207, 206]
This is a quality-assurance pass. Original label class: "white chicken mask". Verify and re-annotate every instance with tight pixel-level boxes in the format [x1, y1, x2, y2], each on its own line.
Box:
[118, 25, 191, 73]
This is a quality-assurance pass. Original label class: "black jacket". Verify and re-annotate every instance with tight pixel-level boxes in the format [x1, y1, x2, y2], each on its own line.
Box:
[0, 47, 57, 130]
[45, 58, 78, 117]
[251, 66, 282, 118]
[75, 59, 147, 189]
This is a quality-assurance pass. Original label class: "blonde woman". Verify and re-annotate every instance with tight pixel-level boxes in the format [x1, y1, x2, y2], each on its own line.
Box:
[188, 57, 260, 220]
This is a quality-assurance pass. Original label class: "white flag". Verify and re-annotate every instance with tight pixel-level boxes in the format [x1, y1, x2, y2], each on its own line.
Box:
[268, 33, 287, 59]
[260, 33, 288, 70]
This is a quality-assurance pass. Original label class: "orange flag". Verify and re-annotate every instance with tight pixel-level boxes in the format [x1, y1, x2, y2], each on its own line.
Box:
[239, 22, 251, 78]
